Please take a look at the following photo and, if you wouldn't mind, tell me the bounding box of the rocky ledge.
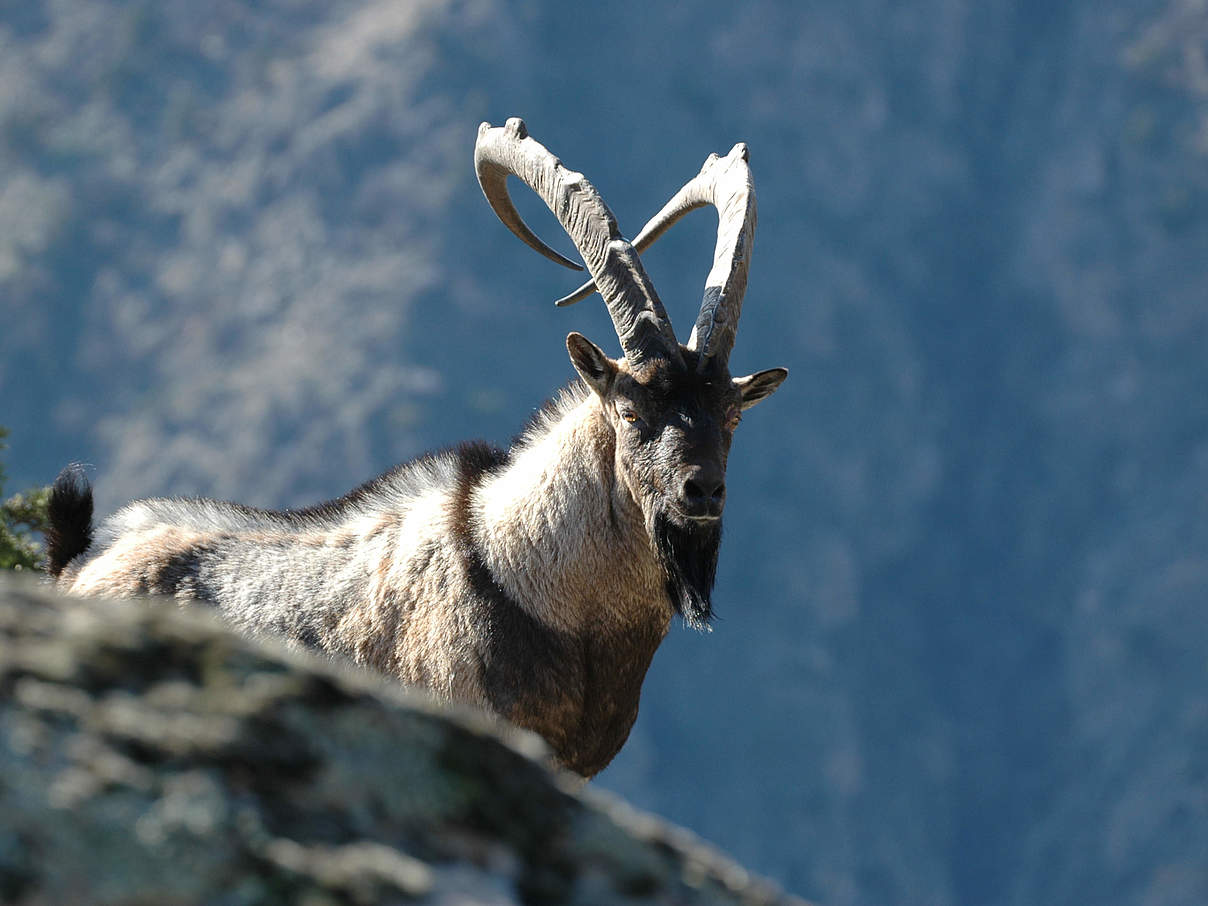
[0,574,807,906]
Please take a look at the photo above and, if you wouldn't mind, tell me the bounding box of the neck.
[463,385,675,775]
[471,387,671,636]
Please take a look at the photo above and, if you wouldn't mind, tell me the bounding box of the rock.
[0,573,807,906]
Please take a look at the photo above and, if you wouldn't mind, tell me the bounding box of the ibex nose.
[680,466,726,519]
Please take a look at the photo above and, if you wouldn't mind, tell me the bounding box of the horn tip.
[505,117,528,139]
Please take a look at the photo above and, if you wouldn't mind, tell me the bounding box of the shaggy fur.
[49,322,787,776]
[47,117,794,775]
[53,382,689,776]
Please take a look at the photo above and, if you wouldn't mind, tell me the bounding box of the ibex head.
[475,118,787,626]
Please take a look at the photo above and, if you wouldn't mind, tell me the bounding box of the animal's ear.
[567,332,618,398]
[734,367,788,410]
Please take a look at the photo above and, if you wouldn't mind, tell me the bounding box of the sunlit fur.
[52,340,781,776]
[53,382,670,775]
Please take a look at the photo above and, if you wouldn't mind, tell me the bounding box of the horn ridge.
[474,119,681,367]
[554,141,757,371]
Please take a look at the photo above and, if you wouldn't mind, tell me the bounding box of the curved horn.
[475,118,682,368]
[555,143,755,372]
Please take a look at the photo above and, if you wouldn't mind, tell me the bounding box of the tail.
[46,465,94,578]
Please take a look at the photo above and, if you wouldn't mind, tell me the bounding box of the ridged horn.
[555,143,756,372]
[475,118,682,368]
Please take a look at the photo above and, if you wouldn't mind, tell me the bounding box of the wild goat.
[48,118,787,777]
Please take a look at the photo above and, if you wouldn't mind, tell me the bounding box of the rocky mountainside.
[2,1,1206,904]
[0,573,806,906]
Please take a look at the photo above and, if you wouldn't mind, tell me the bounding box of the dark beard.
[652,512,722,630]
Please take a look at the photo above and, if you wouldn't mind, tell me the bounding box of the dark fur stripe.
[46,465,94,577]
[446,442,571,707]
[445,442,588,762]
[445,440,662,776]
[147,545,217,602]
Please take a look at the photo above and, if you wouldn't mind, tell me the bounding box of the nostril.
[682,477,725,515]
[683,479,706,503]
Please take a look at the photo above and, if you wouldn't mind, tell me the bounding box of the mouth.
[665,506,722,525]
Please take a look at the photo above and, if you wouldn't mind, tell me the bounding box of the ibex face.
[567,336,785,625]
[476,118,787,625]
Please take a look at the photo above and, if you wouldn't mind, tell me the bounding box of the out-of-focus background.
[2,2,1205,904]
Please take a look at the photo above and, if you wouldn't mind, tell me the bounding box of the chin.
[651,509,722,630]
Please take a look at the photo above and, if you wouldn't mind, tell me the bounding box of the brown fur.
[56,346,787,778]
[58,392,678,775]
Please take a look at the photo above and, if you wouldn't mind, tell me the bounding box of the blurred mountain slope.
[0,0,528,509]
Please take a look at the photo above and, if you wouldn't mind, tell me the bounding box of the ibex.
[48,118,787,777]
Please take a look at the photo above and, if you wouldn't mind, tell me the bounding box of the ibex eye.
[621,409,640,424]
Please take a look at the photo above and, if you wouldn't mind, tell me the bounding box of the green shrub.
[0,427,51,571]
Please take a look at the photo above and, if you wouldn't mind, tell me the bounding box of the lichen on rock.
[0,573,806,905]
